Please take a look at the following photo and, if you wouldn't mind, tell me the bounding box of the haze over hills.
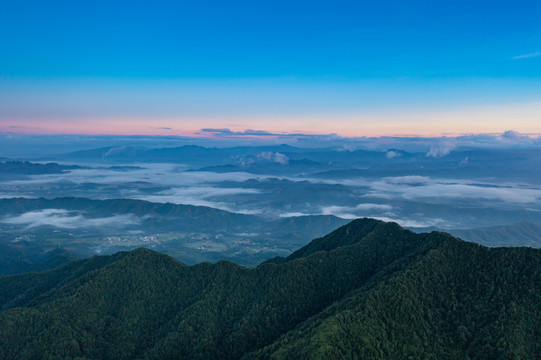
[29,142,541,186]
[448,221,541,248]
[2,0,540,357]
[2,194,540,276]
[0,219,539,359]
[2,136,541,275]
[2,0,541,357]
[2,137,541,231]
[0,197,348,272]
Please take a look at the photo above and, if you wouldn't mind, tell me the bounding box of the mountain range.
[1,218,539,359]
[54,144,541,183]
[448,221,541,248]
[0,197,349,271]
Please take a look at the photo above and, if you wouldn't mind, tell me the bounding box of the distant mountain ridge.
[61,144,304,165]
[410,221,541,248]
[449,221,541,248]
[57,144,541,181]
[2,197,540,275]
[0,197,349,270]
[0,243,79,275]
[0,197,259,231]
[0,218,539,359]
[0,160,82,179]
[0,197,348,235]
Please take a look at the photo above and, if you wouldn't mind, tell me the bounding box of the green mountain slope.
[252,239,541,359]
[0,242,78,276]
[0,219,539,359]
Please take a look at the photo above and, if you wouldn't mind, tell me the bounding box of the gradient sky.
[1,0,540,137]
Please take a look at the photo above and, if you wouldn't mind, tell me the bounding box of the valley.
[1,139,540,274]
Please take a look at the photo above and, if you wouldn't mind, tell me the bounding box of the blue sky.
[1,0,540,136]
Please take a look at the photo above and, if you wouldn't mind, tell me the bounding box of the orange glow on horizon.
[2,120,541,138]
[2,101,541,138]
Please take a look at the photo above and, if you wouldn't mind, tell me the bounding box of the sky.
[1,0,540,137]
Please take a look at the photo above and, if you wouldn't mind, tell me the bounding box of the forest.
[0,218,539,359]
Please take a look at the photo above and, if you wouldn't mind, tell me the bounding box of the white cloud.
[370,216,448,228]
[512,51,540,59]
[366,178,541,204]
[384,176,431,185]
[133,186,262,214]
[386,150,401,159]
[500,129,531,141]
[426,140,456,158]
[256,152,289,165]
[278,212,312,218]
[314,204,446,228]
[1,164,270,187]
[319,203,393,219]
[1,209,139,229]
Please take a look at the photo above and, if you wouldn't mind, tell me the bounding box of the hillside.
[0,197,348,236]
[0,197,347,269]
[0,242,78,275]
[0,219,539,359]
[0,197,259,231]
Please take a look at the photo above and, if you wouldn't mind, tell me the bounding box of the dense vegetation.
[0,218,539,359]
[0,242,77,275]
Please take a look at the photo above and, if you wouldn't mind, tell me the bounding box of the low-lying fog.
[1,131,540,230]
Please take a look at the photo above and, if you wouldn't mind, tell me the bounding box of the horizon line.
[2,129,541,139]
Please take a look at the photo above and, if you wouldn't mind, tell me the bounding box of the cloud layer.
[1,209,140,229]
[365,177,541,204]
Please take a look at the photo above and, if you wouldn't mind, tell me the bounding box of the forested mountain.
[0,242,78,275]
[0,219,539,359]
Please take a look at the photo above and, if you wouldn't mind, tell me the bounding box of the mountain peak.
[286,218,390,261]
[0,219,539,359]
